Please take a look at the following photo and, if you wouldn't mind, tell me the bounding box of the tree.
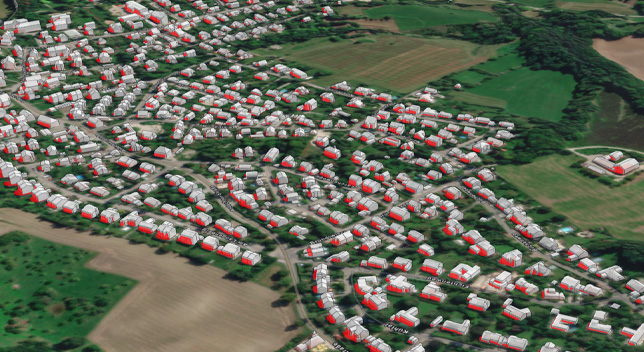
[54,337,86,351]
[279,292,296,303]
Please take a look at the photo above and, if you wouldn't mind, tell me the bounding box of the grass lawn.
[0,232,135,349]
[496,154,644,240]
[456,67,576,121]
[572,92,644,152]
[254,35,504,94]
[363,5,498,30]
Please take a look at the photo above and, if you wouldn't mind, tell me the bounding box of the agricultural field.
[452,66,576,121]
[593,36,644,82]
[496,154,644,240]
[254,35,504,94]
[556,0,637,15]
[0,209,299,352]
[573,91,644,151]
[0,231,135,351]
[362,5,498,30]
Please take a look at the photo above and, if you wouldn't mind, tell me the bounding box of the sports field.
[497,154,644,240]
[256,35,502,93]
[454,67,576,121]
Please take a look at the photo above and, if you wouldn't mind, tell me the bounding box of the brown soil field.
[594,37,644,81]
[0,208,299,352]
[350,19,401,32]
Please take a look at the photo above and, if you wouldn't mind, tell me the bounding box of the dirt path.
[594,37,644,82]
[0,208,299,352]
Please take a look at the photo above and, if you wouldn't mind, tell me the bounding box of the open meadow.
[255,35,503,94]
[451,65,576,121]
[0,209,299,352]
[573,91,644,151]
[496,155,644,240]
[362,4,498,30]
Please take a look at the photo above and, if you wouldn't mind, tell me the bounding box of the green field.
[475,53,524,74]
[452,70,489,85]
[454,67,576,121]
[573,91,644,151]
[510,0,554,8]
[556,0,636,15]
[255,35,503,93]
[0,232,135,350]
[497,154,644,240]
[363,5,498,30]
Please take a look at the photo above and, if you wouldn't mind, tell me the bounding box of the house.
[516,223,544,240]
[449,263,480,282]
[362,289,388,311]
[596,265,624,281]
[500,249,523,267]
[327,306,345,325]
[217,243,241,259]
[407,230,425,243]
[303,243,326,258]
[421,259,443,276]
[390,307,420,327]
[81,204,99,219]
[343,316,369,342]
[524,261,552,276]
[620,323,644,346]
[467,294,490,312]
[514,278,539,295]
[442,320,470,335]
[443,219,464,236]
[139,219,158,235]
[542,288,565,300]
[331,232,353,246]
[329,211,349,226]
[327,251,350,263]
[99,208,120,224]
[469,240,495,257]
[566,244,588,261]
[177,229,202,246]
[392,257,413,272]
[241,250,261,265]
[489,271,512,290]
[503,300,531,321]
[201,236,219,251]
[156,222,177,241]
[352,224,370,237]
[389,206,410,221]
[551,313,578,332]
[360,256,387,269]
[360,236,382,252]
[418,282,446,302]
